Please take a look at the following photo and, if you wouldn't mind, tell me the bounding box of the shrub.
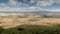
[42,15,52,18]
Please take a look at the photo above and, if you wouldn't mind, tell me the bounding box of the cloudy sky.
[0,0,60,12]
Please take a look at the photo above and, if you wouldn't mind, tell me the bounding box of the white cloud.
[0,6,42,12]
[42,9,60,12]
[54,0,60,3]
[8,0,18,7]
[36,0,54,6]
[0,0,60,12]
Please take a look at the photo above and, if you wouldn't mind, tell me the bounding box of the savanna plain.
[0,13,60,34]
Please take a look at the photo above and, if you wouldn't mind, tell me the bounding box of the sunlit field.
[0,13,60,34]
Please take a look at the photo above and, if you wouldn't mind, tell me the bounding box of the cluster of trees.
[42,15,52,18]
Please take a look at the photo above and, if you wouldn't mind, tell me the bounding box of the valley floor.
[0,14,60,29]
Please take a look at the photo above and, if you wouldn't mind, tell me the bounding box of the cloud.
[0,0,60,12]
[36,0,54,6]
[7,0,18,7]
[0,6,42,12]
[0,0,60,7]
[0,0,42,12]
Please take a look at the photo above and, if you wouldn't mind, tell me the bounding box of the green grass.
[0,25,60,34]
[42,15,52,18]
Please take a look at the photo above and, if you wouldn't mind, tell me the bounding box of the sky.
[0,0,60,12]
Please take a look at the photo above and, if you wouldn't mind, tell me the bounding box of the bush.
[42,15,52,18]
[1,29,20,34]
[0,27,4,34]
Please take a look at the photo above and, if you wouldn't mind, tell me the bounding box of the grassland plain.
[0,14,60,34]
[0,14,60,29]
